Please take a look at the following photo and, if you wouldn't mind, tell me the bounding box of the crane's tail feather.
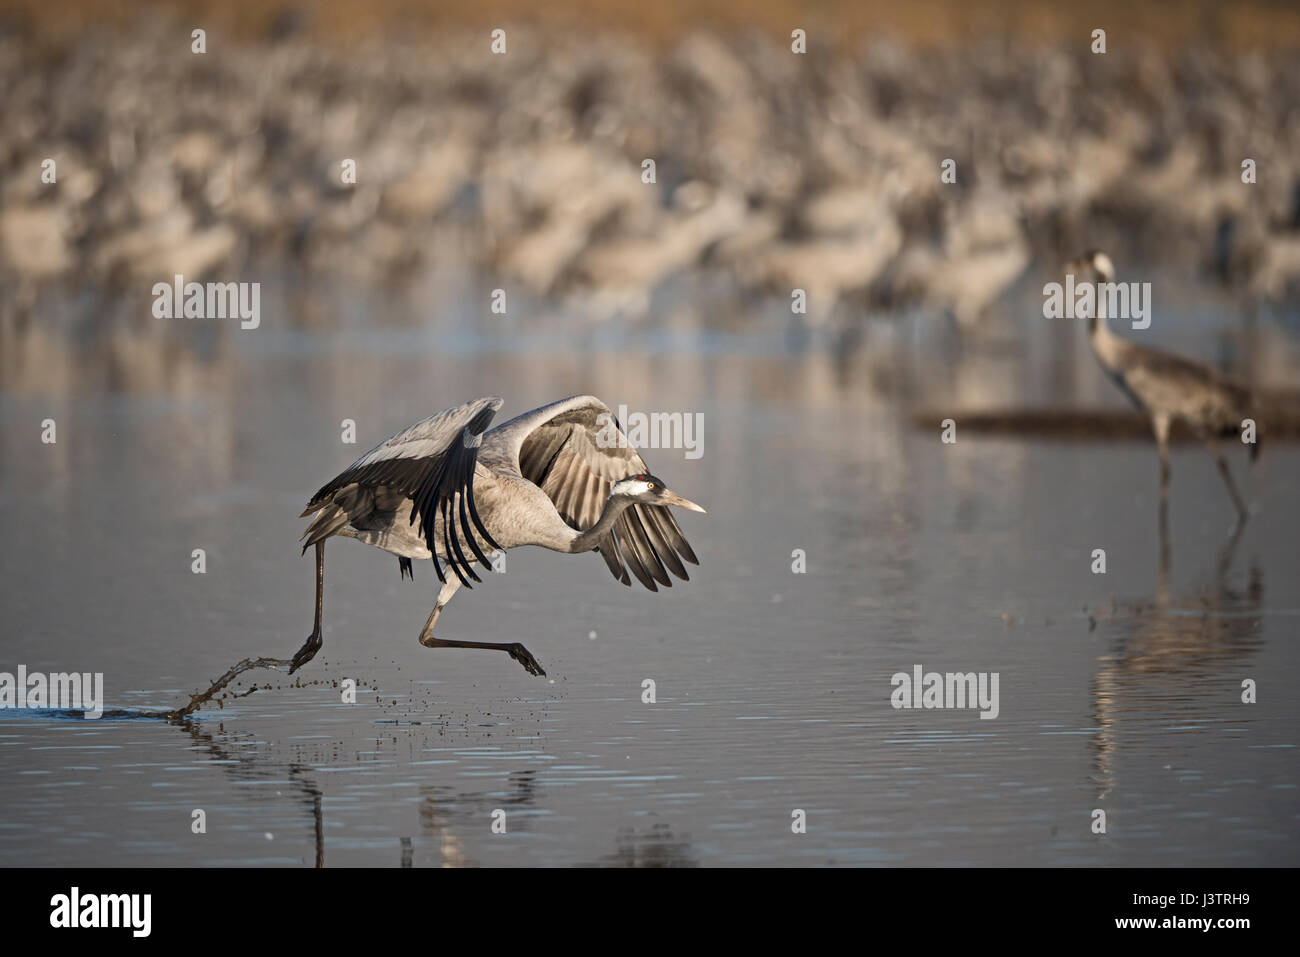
[300,503,350,553]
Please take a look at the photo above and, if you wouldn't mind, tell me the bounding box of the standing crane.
[1066,250,1258,521]
[293,395,706,677]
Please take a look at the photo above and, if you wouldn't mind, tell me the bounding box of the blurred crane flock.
[2,4,1299,340]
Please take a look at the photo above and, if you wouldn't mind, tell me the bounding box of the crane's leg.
[417,578,546,676]
[1206,437,1248,522]
[1217,514,1246,577]
[1157,496,1171,583]
[1153,413,1172,502]
[289,542,326,674]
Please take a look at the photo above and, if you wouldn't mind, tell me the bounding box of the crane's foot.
[507,643,547,677]
[419,634,547,676]
[289,630,323,674]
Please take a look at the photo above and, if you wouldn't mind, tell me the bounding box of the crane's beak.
[662,490,706,513]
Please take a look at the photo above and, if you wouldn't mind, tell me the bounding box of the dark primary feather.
[514,395,698,591]
[300,396,503,588]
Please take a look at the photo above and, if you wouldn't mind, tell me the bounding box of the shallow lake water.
[1,281,1298,866]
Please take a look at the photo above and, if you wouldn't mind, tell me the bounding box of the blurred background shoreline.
[4,4,1300,424]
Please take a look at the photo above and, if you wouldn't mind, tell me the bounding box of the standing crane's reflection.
[1089,504,1263,801]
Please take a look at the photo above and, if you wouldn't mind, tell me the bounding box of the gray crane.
[291,394,706,677]
[1066,250,1258,520]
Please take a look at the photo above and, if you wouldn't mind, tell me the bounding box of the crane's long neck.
[1087,285,1122,370]
[1088,308,1108,345]
[568,494,636,553]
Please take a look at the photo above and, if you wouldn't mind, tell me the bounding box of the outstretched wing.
[300,396,503,588]
[500,395,699,591]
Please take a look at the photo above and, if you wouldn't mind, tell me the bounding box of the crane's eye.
[646,482,657,489]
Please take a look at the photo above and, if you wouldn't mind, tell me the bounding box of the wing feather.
[300,396,503,587]
[504,395,699,590]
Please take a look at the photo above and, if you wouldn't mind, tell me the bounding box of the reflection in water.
[176,719,326,867]
[592,823,698,868]
[162,718,551,868]
[418,771,540,868]
[1090,507,1264,801]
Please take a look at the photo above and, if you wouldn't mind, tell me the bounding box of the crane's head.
[1065,249,1116,284]
[612,473,707,512]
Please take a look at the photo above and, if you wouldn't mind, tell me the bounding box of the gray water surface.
[1,295,1297,866]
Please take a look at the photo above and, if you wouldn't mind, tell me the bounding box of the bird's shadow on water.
[1087,504,1264,802]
